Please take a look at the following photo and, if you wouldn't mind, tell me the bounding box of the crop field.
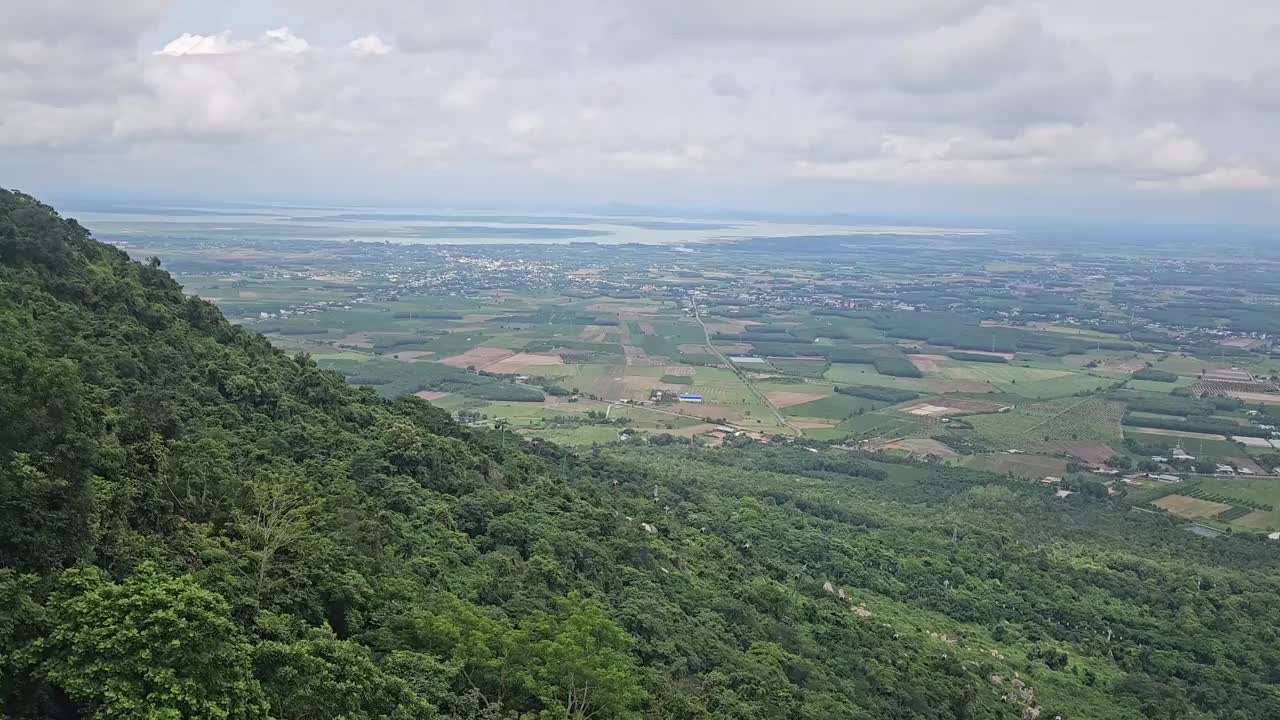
[782,393,885,420]
[962,453,1069,479]
[179,234,1277,455]
[825,363,929,390]
[964,398,1123,454]
[835,412,924,438]
[1191,477,1280,511]
[1153,495,1234,519]
[1126,378,1196,394]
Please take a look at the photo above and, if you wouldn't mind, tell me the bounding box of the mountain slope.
[2,189,1279,720]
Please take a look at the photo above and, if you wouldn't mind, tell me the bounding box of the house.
[1216,464,1236,474]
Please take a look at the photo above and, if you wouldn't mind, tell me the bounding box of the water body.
[65,203,997,247]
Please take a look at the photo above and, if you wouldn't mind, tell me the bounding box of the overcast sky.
[3,1,1279,223]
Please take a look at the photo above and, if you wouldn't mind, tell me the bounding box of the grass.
[783,394,886,420]
[965,398,1124,451]
[1192,477,1280,508]
[1124,431,1247,459]
[526,426,625,445]
[962,453,1069,479]
[836,412,923,438]
[1127,378,1195,394]
[769,358,830,378]
[824,363,928,391]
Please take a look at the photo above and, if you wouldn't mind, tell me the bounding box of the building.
[678,393,703,403]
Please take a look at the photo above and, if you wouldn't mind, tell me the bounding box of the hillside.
[2,188,1280,720]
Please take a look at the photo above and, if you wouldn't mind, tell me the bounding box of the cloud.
[156,31,248,56]
[346,35,393,57]
[155,28,310,57]
[1,1,1278,220]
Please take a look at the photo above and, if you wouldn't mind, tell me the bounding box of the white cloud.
[347,35,393,57]
[1,1,1279,220]
[156,28,310,57]
[156,31,248,57]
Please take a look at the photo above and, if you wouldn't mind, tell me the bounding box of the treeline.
[1131,367,1178,382]
[828,347,923,377]
[946,351,1009,363]
[835,385,919,403]
[1110,391,1242,416]
[1121,413,1270,438]
[866,312,1142,356]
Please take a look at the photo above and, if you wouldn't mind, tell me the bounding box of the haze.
[3,1,1280,224]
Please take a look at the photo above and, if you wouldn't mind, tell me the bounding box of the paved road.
[689,295,801,437]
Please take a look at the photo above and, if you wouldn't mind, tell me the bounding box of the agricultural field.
[136,221,1280,474]
[962,453,1070,480]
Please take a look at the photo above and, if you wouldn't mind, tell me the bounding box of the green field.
[782,393,885,420]
[1124,431,1247,459]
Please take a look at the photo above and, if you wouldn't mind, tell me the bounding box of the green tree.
[40,566,267,720]
[523,593,646,720]
[253,626,433,720]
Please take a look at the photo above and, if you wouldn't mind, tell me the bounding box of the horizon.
[4,2,1280,227]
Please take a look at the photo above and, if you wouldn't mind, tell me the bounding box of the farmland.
[118,209,1280,532]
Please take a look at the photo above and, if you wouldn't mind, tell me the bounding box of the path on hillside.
[690,295,801,437]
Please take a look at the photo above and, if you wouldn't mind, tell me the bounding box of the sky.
[3,1,1279,224]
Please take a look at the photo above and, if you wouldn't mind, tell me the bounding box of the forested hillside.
[2,188,1279,720]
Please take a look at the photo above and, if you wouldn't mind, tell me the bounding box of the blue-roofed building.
[678,393,703,403]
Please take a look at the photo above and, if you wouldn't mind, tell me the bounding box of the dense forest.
[2,188,1280,719]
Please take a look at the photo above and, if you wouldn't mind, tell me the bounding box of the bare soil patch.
[391,350,434,361]
[967,453,1068,479]
[1112,358,1151,373]
[1154,495,1233,519]
[879,438,958,458]
[439,346,515,368]
[1055,442,1115,464]
[901,397,1006,417]
[336,332,374,349]
[622,345,663,366]
[578,325,608,342]
[657,423,722,438]
[1235,510,1278,530]
[413,390,452,401]
[705,320,754,334]
[484,352,564,374]
[908,354,946,372]
[1127,427,1226,440]
[766,391,828,408]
